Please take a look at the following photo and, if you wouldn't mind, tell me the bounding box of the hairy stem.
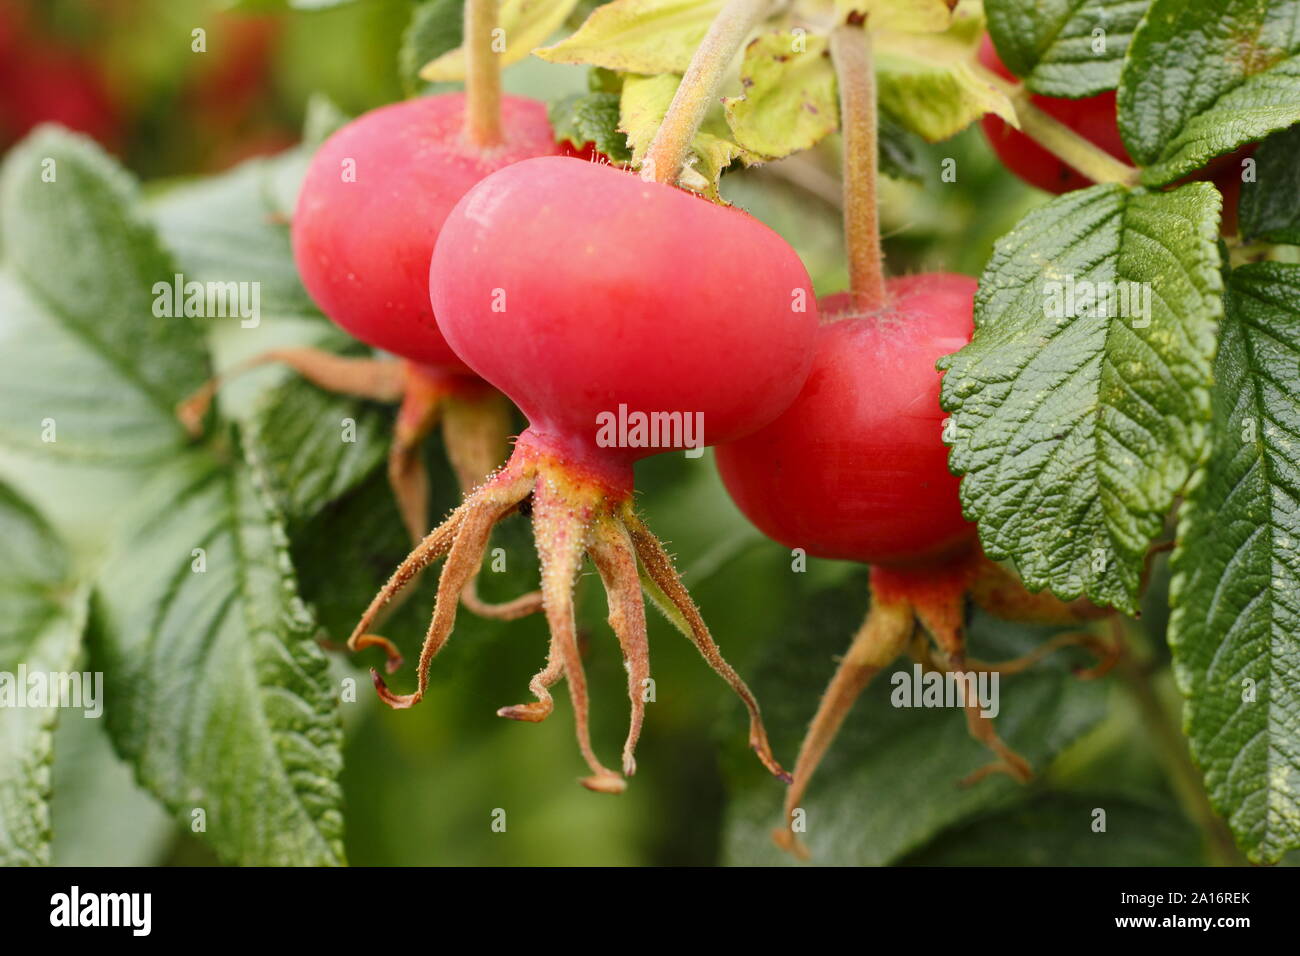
[830,19,885,310]
[464,0,502,147]
[642,0,771,184]
[775,593,913,858]
[1110,620,1247,866]
[975,64,1140,187]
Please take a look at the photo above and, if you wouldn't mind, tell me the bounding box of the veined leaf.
[420,0,583,81]
[0,129,209,463]
[536,0,723,74]
[0,484,89,866]
[1119,0,1300,186]
[1168,262,1300,864]
[941,184,1223,612]
[724,33,838,160]
[723,573,1108,865]
[549,91,634,162]
[93,439,346,866]
[246,349,390,526]
[150,156,320,324]
[1239,123,1300,245]
[985,0,1150,97]
[900,792,1204,865]
[875,30,1017,142]
[720,31,940,167]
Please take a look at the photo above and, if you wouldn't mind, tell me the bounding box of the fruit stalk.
[464,0,502,146]
[974,63,1139,187]
[642,0,771,184]
[829,17,885,312]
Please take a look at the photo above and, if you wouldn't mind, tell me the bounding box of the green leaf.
[875,30,1018,142]
[985,0,1150,97]
[301,94,352,153]
[1119,0,1300,186]
[941,184,1224,612]
[549,91,634,162]
[1168,262,1300,864]
[50,715,175,866]
[421,0,583,81]
[1239,123,1300,245]
[719,32,925,172]
[900,792,1205,865]
[877,111,924,182]
[93,438,346,866]
[0,130,209,463]
[536,0,723,74]
[150,156,320,324]
[724,33,838,160]
[401,0,463,94]
[0,483,89,866]
[722,575,1109,865]
[289,463,436,650]
[246,356,390,525]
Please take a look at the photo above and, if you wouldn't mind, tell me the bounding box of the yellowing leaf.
[619,73,676,161]
[619,73,754,193]
[723,32,837,159]
[536,0,724,75]
[875,30,1016,141]
[419,0,581,81]
[833,0,952,32]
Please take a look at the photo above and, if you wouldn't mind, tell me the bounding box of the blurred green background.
[0,0,1236,866]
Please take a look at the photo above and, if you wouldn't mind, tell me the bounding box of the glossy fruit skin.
[715,274,978,568]
[293,93,562,368]
[430,156,819,471]
[977,36,1130,194]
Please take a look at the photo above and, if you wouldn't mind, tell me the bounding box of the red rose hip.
[349,156,819,793]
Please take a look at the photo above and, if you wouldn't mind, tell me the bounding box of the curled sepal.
[623,504,789,783]
[348,432,786,792]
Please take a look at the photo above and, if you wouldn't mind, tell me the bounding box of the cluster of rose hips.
[183,24,1243,857]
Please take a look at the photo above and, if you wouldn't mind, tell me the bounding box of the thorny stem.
[464,0,502,147]
[642,0,772,184]
[974,63,1141,187]
[830,18,885,311]
[1110,620,1248,867]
